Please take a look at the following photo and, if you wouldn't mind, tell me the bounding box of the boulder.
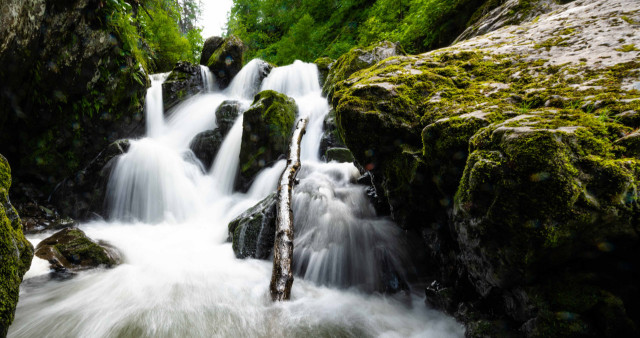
[204,35,247,89]
[189,100,243,170]
[324,148,355,163]
[0,0,148,193]
[50,139,130,220]
[237,90,297,191]
[313,57,333,87]
[331,0,640,335]
[228,193,277,259]
[200,36,225,66]
[0,154,33,336]
[35,228,121,273]
[162,61,205,111]
[17,202,76,234]
[318,109,346,159]
[322,41,404,99]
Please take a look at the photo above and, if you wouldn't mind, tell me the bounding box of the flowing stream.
[9,61,464,337]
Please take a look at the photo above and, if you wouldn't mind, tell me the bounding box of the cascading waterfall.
[9,59,464,337]
[199,65,216,93]
[145,72,170,138]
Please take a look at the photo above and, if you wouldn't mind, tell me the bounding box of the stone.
[215,100,243,135]
[324,147,355,163]
[35,228,121,273]
[189,130,223,171]
[228,193,277,259]
[0,154,33,336]
[205,35,247,89]
[237,90,297,191]
[200,36,225,66]
[162,61,205,111]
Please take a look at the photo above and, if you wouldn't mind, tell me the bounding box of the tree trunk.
[270,117,308,301]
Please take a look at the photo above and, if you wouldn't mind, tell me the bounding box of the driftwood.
[270,117,308,301]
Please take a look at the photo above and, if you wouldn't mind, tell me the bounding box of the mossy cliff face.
[332,0,640,335]
[238,90,297,191]
[0,0,148,192]
[0,155,33,337]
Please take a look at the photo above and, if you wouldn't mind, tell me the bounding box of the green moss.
[616,44,639,52]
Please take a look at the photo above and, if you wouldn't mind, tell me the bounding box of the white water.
[200,65,216,93]
[145,72,170,138]
[9,60,464,337]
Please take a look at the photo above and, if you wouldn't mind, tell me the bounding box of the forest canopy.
[225,0,495,65]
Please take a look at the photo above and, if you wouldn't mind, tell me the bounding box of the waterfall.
[9,60,464,338]
[199,65,216,93]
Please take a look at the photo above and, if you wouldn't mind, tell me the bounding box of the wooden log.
[270,117,308,301]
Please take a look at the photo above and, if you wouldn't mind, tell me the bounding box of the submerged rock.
[204,35,247,89]
[35,228,121,273]
[162,61,206,111]
[331,0,640,335]
[237,90,297,191]
[50,139,130,221]
[228,193,277,259]
[0,154,33,336]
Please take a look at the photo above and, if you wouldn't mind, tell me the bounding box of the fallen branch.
[270,117,308,301]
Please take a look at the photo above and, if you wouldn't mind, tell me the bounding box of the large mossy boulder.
[203,35,247,89]
[227,193,277,259]
[0,155,33,336]
[331,0,640,335]
[50,139,130,221]
[162,61,206,111]
[237,91,297,191]
[35,228,121,272]
[322,41,404,99]
[0,0,148,193]
[189,100,243,170]
[200,36,225,66]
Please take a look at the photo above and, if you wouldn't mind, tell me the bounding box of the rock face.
[50,139,130,221]
[162,61,206,111]
[228,193,277,259]
[314,57,333,87]
[35,228,121,273]
[322,41,404,98]
[0,0,148,191]
[200,36,225,66]
[189,100,243,170]
[238,91,297,191]
[331,0,640,336]
[0,155,33,336]
[203,35,247,89]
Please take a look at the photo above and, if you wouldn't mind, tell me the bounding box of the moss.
[35,228,119,269]
[616,44,639,52]
[228,193,277,259]
[0,155,33,336]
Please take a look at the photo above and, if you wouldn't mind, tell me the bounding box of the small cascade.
[145,72,170,138]
[260,60,321,97]
[199,65,216,93]
[225,58,271,100]
[210,115,244,195]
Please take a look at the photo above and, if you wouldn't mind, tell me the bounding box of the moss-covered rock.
[228,193,277,259]
[200,36,225,66]
[0,154,33,336]
[237,90,297,191]
[205,35,247,89]
[35,228,121,272]
[322,41,404,99]
[0,0,148,195]
[313,57,334,87]
[50,139,130,221]
[331,0,640,335]
[162,61,207,111]
[324,148,355,163]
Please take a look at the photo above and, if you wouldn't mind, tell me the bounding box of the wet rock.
[35,228,121,272]
[322,41,404,98]
[228,193,277,259]
[0,0,148,192]
[314,57,334,87]
[50,139,130,221]
[17,202,76,234]
[318,109,346,158]
[204,35,247,89]
[189,130,223,171]
[324,148,355,163]
[237,90,297,191]
[200,36,225,66]
[0,154,33,336]
[162,61,205,111]
[215,100,243,135]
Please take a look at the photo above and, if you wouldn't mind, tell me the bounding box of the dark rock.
[205,35,247,89]
[615,110,640,128]
[318,109,346,158]
[50,139,130,221]
[17,201,76,234]
[228,193,277,259]
[200,36,225,66]
[162,61,205,111]
[0,0,148,194]
[215,100,243,134]
[324,147,355,163]
[314,57,334,87]
[0,154,33,335]
[189,130,223,171]
[35,228,121,273]
[237,90,297,191]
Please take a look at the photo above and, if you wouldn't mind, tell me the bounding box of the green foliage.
[226,0,490,65]
[105,0,204,72]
